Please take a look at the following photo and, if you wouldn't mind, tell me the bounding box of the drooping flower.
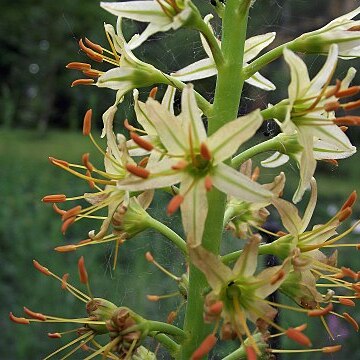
[292,6,360,58]
[172,15,276,91]
[190,235,293,351]
[262,44,357,202]
[117,84,273,246]
[101,0,200,50]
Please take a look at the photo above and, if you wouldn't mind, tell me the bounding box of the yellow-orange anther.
[82,153,94,171]
[62,205,82,222]
[325,79,341,98]
[343,99,360,110]
[334,116,360,125]
[66,62,91,71]
[61,217,76,235]
[245,345,257,360]
[341,267,358,280]
[167,311,177,324]
[53,203,66,215]
[126,164,150,178]
[42,194,67,203]
[200,142,212,161]
[83,109,92,136]
[322,345,342,353]
[145,251,154,262]
[308,303,333,317]
[33,260,51,276]
[147,295,160,302]
[294,323,308,332]
[78,39,103,62]
[23,307,46,321]
[48,157,69,167]
[338,207,352,222]
[205,175,213,192]
[285,328,312,347]
[48,332,62,338]
[130,132,154,151]
[55,245,77,253]
[61,273,69,289]
[324,101,340,112]
[339,298,356,307]
[82,69,101,78]
[9,312,30,325]
[78,256,88,284]
[251,166,260,181]
[343,312,359,332]
[167,194,184,216]
[71,79,95,87]
[191,334,217,360]
[149,86,158,99]
[336,86,360,98]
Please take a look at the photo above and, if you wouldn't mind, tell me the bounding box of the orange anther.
[42,194,67,203]
[83,109,92,136]
[61,273,69,289]
[171,160,188,170]
[145,251,154,262]
[86,170,95,189]
[276,231,287,237]
[191,334,217,360]
[62,205,82,222]
[48,332,62,339]
[78,39,103,62]
[130,132,154,151]
[336,86,360,98]
[251,166,260,181]
[294,323,308,332]
[82,69,101,78]
[343,312,359,332]
[339,298,356,307]
[324,101,340,112]
[341,267,358,280]
[270,269,285,285]
[77,238,92,245]
[124,119,137,132]
[71,79,95,87]
[9,312,30,325]
[78,256,88,284]
[340,126,348,132]
[53,203,66,215]
[82,153,94,171]
[138,157,149,168]
[308,303,333,317]
[245,345,257,360]
[285,328,312,347]
[66,62,91,71]
[167,194,184,216]
[338,207,352,222]
[23,307,46,321]
[147,295,160,302]
[200,142,212,161]
[55,244,77,253]
[126,164,150,179]
[322,345,342,353]
[149,87,158,99]
[84,37,103,54]
[48,157,69,167]
[325,79,341,98]
[343,99,360,110]
[208,301,223,316]
[33,260,51,276]
[341,191,357,211]
[167,311,177,324]
[61,217,76,235]
[205,175,213,192]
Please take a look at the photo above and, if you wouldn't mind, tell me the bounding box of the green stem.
[146,217,187,255]
[160,73,212,115]
[150,332,180,357]
[148,321,186,339]
[177,1,251,359]
[231,137,283,168]
[243,40,295,79]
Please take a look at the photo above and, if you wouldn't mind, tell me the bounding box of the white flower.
[117,84,272,246]
[172,15,276,91]
[101,0,196,50]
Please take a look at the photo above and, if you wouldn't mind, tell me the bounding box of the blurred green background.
[1,0,359,359]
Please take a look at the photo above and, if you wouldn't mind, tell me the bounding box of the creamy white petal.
[232,236,260,277]
[244,32,276,63]
[261,152,290,168]
[271,197,302,235]
[172,58,217,81]
[161,86,176,115]
[245,71,276,91]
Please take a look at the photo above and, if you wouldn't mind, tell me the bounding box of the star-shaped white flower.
[172,15,276,91]
[117,84,272,246]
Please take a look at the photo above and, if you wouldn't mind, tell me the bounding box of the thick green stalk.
[177,1,251,359]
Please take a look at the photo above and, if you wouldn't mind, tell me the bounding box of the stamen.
[191,334,217,360]
[343,99,360,110]
[130,132,154,151]
[126,164,150,179]
[83,109,92,136]
[82,69,102,78]
[343,312,359,331]
[124,119,138,132]
[145,251,180,281]
[9,312,30,325]
[339,298,356,307]
[33,260,51,276]
[205,175,213,192]
[337,207,352,222]
[84,37,103,54]
[270,269,285,285]
[42,194,67,203]
[334,116,360,125]
[48,332,62,338]
[322,345,342,353]
[341,267,358,280]
[138,157,149,168]
[167,194,184,216]
[251,166,260,181]
[61,273,69,289]
[78,39,103,62]
[23,307,47,321]
[66,62,91,71]
[48,157,69,167]
[325,79,341,98]
[324,101,340,112]
[53,203,66,215]
[167,311,177,324]
[149,87,158,99]
[62,205,82,221]
[78,256,88,284]
[61,216,76,234]
[341,191,357,211]
[82,153,94,172]
[336,86,360,98]
[55,245,77,252]
[308,303,333,317]
[285,328,312,347]
[71,79,95,87]
[200,142,212,161]
[246,345,257,360]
